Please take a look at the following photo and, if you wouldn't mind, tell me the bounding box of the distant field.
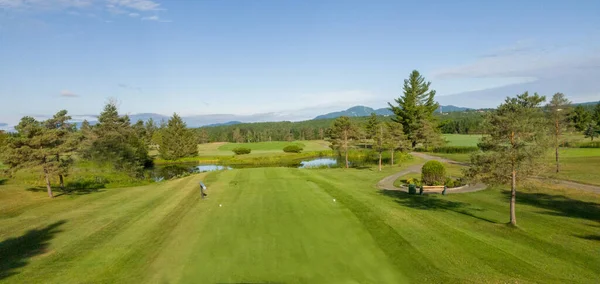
[426,145,600,186]
[197,140,331,156]
[442,134,483,147]
[1,166,599,283]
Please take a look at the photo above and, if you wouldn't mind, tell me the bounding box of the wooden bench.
[420,185,447,195]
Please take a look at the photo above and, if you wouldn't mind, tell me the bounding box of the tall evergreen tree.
[388,70,440,148]
[546,93,571,173]
[364,113,379,139]
[159,113,197,160]
[82,101,149,175]
[329,116,357,168]
[467,92,549,226]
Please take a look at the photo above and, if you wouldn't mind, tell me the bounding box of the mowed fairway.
[1,167,600,283]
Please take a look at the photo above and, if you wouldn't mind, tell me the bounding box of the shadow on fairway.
[575,234,600,241]
[26,180,107,196]
[380,190,498,223]
[0,178,7,185]
[0,220,66,280]
[506,191,600,223]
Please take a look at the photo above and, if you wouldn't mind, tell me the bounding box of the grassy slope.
[442,134,483,147]
[2,165,599,283]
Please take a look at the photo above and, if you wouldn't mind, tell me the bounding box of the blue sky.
[1,0,599,126]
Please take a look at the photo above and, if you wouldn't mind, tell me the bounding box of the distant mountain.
[573,101,599,106]
[203,121,242,127]
[129,113,170,123]
[313,105,470,120]
[0,123,7,127]
[314,106,389,120]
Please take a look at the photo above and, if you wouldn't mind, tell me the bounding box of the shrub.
[283,145,303,153]
[232,147,251,155]
[406,177,422,187]
[422,160,446,186]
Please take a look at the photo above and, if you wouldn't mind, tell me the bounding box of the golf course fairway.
[1,167,599,283]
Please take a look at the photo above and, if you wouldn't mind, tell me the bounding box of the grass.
[1,163,599,283]
[442,134,483,147]
[547,148,600,185]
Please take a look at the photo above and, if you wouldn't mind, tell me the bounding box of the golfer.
[199,181,207,199]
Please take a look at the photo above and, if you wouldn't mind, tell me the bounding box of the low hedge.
[232,147,251,155]
[283,145,303,153]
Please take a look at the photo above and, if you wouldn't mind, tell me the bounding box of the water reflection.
[299,158,339,168]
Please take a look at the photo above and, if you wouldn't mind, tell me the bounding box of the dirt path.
[378,152,600,195]
[376,152,486,194]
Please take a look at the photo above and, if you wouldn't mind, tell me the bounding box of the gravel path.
[377,152,600,195]
[376,152,486,194]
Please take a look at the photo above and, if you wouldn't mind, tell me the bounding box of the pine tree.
[159,113,198,160]
[546,93,571,173]
[4,117,60,198]
[569,105,591,131]
[373,122,392,171]
[386,121,408,166]
[584,122,599,141]
[364,113,379,139]
[593,102,600,126]
[82,101,149,175]
[467,92,549,226]
[388,70,440,148]
[44,110,80,190]
[329,116,357,168]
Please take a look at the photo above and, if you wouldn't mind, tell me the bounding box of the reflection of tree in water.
[0,220,66,280]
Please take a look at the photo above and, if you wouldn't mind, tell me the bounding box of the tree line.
[0,100,199,198]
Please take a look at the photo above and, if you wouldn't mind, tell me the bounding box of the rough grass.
[213,140,330,155]
[1,165,599,283]
[548,148,600,185]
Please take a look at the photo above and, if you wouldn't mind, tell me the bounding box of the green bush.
[422,160,446,186]
[444,177,466,188]
[283,145,303,153]
[406,177,422,187]
[232,147,251,155]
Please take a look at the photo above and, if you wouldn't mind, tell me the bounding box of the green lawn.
[1,165,599,283]
[442,134,483,147]
[549,148,600,185]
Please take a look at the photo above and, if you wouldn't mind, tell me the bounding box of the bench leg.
[419,187,423,195]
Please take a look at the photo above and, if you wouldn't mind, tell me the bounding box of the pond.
[298,158,340,168]
[150,157,343,180]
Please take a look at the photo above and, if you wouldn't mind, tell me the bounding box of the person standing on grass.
[199,181,207,199]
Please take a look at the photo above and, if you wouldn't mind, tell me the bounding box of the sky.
[1,0,599,126]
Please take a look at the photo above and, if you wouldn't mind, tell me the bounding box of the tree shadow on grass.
[26,179,107,196]
[0,178,7,185]
[575,234,600,241]
[505,190,600,223]
[0,220,66,280]
[379,190,498,223]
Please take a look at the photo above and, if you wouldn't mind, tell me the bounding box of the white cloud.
[128,12,139,17]
[433,40,599,80]
[107,0,159,11]
[60,90,79,97]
